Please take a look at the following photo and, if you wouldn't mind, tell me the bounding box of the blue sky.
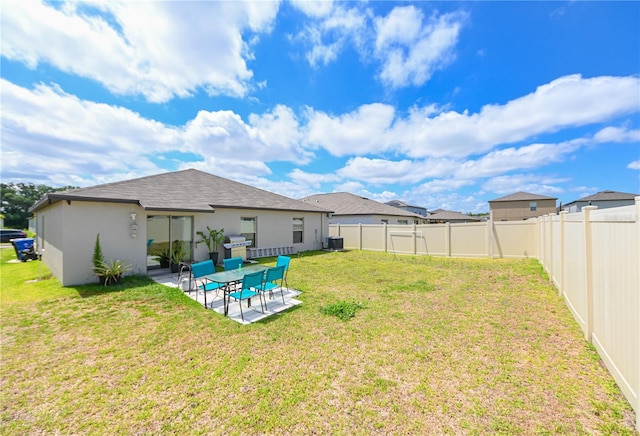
[1,1,639,213]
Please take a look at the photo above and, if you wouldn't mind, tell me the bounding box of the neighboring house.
[299,192,426,225]
[425,210,482,224]
[385,200,428,217]
[29,169,332,286]
[489,191,557,221]
[562,190,638,213]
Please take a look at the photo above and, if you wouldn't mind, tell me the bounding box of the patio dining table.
[204,264,268,316]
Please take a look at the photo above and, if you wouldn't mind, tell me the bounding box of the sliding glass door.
[146,215,193,271]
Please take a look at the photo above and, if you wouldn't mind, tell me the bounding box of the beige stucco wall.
[36,201,328,286]
[195,208,327,261]
[490,199,556,221]
[36,201,147,286]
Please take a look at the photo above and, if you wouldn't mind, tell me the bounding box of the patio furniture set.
[186,255,291,322]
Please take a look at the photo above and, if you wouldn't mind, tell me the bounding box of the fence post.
[413,222,417,255]
[489,210,494,259]
[636,197,640,432]
[558,211,567,297]
[382,223,386,253]
[548,214,554,285]
[582,205,597,342]
[538,215,544,266]
[446,222,451,257]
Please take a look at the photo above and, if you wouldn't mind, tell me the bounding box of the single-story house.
[29,169,332,286]
[299,192,426,225]
[488,191,557,221]
[561,190,638,213]
[425,210,483,224]
[385,199,428,217]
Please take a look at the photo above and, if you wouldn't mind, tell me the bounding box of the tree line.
[1,183,77,229]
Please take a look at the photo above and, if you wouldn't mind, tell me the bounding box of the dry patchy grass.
[0,249,635,434]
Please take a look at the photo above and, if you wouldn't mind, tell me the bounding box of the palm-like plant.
[94,259,132,286]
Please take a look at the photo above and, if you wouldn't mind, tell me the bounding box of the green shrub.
[320,300,365,321]
[92,233,103,274]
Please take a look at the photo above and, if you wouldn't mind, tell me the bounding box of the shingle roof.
[299,192,424,218]
[31,169,332,214]
[572,190,638,202]
[489,191,557,202]
[386,199,420,208]
[427,210,481,221]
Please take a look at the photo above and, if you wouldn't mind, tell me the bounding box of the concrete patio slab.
[150,271,302,324]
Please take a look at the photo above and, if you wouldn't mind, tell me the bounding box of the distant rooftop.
[427,210,482,221]
[489,191,557,202]
[300,193,424,218]
[569,190,638,203]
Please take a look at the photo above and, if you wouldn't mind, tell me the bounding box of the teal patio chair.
[262,265,286,305]
[191,260,222,308]
[223,256,243,271]
[228,269,265,322]
[276,255,291,289]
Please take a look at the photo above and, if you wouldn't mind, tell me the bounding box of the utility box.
[326,236,344,251]
[223,235,251,260]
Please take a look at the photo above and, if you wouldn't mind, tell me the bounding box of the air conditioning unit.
[326,236,344,251]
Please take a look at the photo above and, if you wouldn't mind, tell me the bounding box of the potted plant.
[196,226,224,264]
[152,244,171,269]
[94,258,132,286]
[170,240,186,273]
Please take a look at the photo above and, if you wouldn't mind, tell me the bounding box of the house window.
[529,202,537,212]
[293,218,303,244]
[241,217,256,248]
[398,219,408,225]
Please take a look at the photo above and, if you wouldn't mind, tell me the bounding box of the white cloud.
[1,1,280,102]
[394,74,640,158]
[294,3,368,67]
[454,140,583,179]
[0,80,308,186]
[184,105,312,164]
[593,126,640,143]
[0,79,178,181]
[482,174,567,197]
[292,4,465,88]
[290,0,334,19]
[288,169,340,187]
[628,161,640,170]
[337,156,458,184]
[374,7,465,88]
[305,103,395,155]
[302,75,640,159]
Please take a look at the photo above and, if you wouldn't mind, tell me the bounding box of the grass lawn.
[0,247,635,434]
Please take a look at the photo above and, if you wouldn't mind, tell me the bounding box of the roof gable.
[489,191,557,202]
[31,169,331,213]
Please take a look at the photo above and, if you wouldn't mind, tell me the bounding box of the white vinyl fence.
[329,198,639,430]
